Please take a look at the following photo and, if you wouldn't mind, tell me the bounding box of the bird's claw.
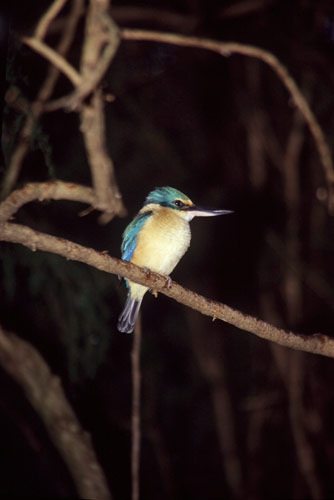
[143,267,171,289]
[164,275,172,289]
[142,266,151,277]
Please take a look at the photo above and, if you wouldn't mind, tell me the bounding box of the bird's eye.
[174,200,184,208]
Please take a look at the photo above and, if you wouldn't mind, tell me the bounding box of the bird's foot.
[142,266,151,278]
[164,275,172,290]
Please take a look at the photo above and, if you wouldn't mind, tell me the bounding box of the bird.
[118,186,233,333]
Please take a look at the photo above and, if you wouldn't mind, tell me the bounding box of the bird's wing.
[121,210,153,262]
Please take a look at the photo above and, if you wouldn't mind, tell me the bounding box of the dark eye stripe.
[174,200,184,208]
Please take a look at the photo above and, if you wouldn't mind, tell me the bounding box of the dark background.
[1,0,334,498]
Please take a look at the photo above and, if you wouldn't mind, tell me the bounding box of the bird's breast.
[131,209,191,275]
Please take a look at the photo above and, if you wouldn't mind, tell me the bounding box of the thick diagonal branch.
[0,221,333,359]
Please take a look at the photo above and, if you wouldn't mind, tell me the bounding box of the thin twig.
[131,314,142,500]
[22,36,82,86]
[35,0,68,41]
[1,220,334,359]
[121,28,334,213]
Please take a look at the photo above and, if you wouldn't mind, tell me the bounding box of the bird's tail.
[118,293,143,333]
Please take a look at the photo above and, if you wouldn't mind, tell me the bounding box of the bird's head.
[144,186,233,221]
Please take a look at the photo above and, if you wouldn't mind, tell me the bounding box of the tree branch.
[0,325,111,499]
[2,0,84,198]
[78,1,120,108]
[0,220,333,359]
[34,0,68,41]
[22,36,83,87]
[120,29,334,214]
[0,181,95,223]
[78,0,124,219]
[80,89,126,220]
[10,1,125,220]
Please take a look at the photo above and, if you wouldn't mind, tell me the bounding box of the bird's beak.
[184,205,234,217]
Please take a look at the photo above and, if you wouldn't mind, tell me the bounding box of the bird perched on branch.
[118,186,232,333]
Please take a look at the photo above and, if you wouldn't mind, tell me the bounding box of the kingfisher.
[118,186,232,333]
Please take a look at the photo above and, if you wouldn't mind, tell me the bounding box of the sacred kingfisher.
[118,186,232,333]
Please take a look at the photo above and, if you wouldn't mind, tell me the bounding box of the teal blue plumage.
[121,211,153,264]
[118,186,232,333]
[120,187,188,279]
[144,186,188,208]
